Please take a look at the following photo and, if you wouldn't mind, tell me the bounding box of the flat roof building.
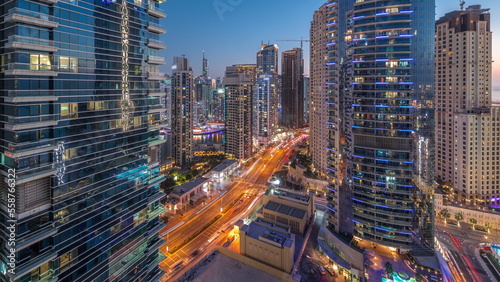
[239,218,295,273]
[258,189,314,236]
[166,177,210,213]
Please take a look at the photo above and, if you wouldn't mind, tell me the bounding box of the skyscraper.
[435,5,499,206]
[315,0,436,271]
[346,0,435,251]
[211,78,225,123]
[202,51,209,78]
[303,76,310,124]
[194,53,213,122]
[224,65,256,160]
[254,44,279,145]
[281,48,304,128]
[310,4,329,175]
[172,56,194,167]
[0,0,167,280]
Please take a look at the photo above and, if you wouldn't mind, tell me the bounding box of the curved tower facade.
[349,0,435,250]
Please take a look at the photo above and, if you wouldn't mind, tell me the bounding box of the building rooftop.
[265,188,311,204]
[211,159,238,173]
[190,251,284,282]
[171,177,210,196]
[264,201,307,220]
[242,220,294,249]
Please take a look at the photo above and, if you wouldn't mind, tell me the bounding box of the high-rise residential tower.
[254,44,279,145]
[349,0,435,251]
[172,56,194,167]
[281,48,304,128]
[195,53,213,122]
[435,5,499,206]
[0,0,167,281]
[211,78,225,122]
[315,0,436,268]
[309,4,329,175]
[224,65,256,160]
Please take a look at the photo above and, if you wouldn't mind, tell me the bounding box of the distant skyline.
[160,0,500,88]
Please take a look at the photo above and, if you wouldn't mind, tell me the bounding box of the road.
[159,135,305,281]
[436,222,494,282]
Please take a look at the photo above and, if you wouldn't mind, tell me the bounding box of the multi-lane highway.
[159,135,305,281]
[436,223,496,282]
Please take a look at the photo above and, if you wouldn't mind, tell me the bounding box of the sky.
[159,0,500,89]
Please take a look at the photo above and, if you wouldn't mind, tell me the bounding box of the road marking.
[161,221,185,236]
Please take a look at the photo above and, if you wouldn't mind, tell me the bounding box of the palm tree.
[438,209,451,224]
[485,222,493,233]
[454,212,464,226]
[469,218,478,230]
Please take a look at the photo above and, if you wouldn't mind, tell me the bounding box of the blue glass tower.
[0,0,167,281]
[349,0,435,250]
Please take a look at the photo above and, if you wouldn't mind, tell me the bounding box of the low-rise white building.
[165,177,210,214]
[204,159,239,186]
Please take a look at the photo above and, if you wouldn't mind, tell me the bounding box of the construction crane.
[459,0,465,11]
[276,38,310,50]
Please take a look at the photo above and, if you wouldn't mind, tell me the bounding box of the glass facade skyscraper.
[254,44,278,145]
[0,0,167,281]
[317,0,435,259]
[348,0,435,250]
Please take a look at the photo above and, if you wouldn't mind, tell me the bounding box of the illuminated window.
[60,56,78,72]
[30,54,53,70]
[61,103,79,119]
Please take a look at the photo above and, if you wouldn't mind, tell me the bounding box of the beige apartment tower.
[435,5,500,206]
[309,4,329,176]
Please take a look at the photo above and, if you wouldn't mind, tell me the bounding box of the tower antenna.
[459,0,465,11]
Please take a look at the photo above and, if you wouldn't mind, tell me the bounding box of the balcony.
[5,144,57,159]
[38,0,58,3]
[147,191,165,204]
[5,115,59,131]
[147,38,166,49]
[7,250,57,280]
[147,55,165,65]
[5,8,58,28]
[148,176,165,188]
[147,22,167,34]
[148,122,165,131]
[12,166,56,185]
[148,137,166,147]
[148,104,165,114]
[5,90,59,103]
[148,72,165,80]
[146,222,164,236]
[4,63,59,77]
[16,226,58,251]
[147,207,165,222]
[5,35,58,52]
[147,5,167,18]
[148,91,166,97]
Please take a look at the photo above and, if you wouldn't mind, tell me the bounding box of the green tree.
[415,273,424,282]
[384,261,394,280]
[438,209,451,224]
[454,212,464,226]
[469,218,478,230]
